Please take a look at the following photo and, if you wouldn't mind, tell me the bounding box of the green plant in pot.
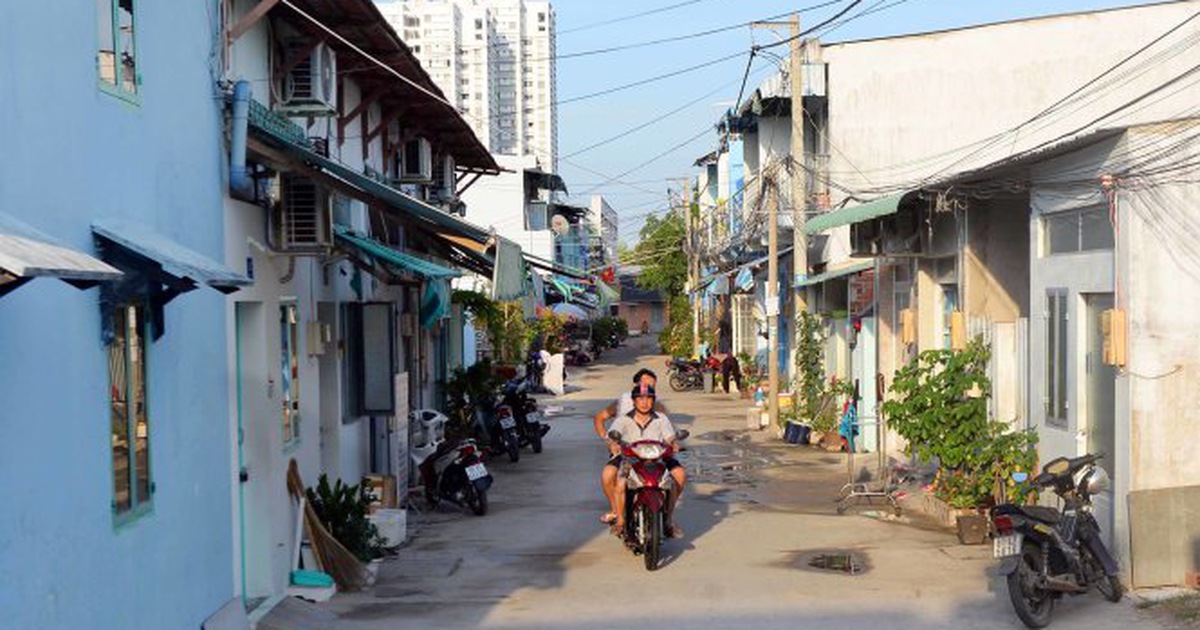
[306,474,387,563]
[791,311,852,436]
[882,338,1038,538]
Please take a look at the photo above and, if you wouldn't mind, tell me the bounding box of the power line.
[558,0,715,36]
[552,2,841,61]
[754,0,864,51]
[563,61,774,160]
[557,50,750,106]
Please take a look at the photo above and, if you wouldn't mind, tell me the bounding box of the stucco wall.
[821,3,1200,197]
[0,1,235,627]
[965,196,1030,322]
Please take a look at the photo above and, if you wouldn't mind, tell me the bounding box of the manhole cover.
[777,550,870,575]
[807,552,866,575]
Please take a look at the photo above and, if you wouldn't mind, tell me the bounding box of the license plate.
[527,412,543,424]
[993,533,1023,558]
[465,463,488,481]
[499,417,516,429]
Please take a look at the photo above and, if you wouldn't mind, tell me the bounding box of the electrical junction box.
[1101,308,1127,366]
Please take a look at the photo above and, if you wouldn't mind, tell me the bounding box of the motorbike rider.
[597,382,687,538]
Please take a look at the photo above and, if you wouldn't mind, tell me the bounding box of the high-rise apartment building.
[378,0,557,171]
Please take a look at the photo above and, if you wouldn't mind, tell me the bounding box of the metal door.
[1085,293,1116,543]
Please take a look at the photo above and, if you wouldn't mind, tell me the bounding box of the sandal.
[599,512,617,525]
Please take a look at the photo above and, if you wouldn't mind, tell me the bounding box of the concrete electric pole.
[790,15,809,387]
[766,176,779,430]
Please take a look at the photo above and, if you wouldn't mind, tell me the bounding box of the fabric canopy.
[491,237,526,301]
[334,225,461,281]
[551,302,589,321]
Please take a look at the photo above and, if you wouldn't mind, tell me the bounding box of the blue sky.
[550,0,1164,243]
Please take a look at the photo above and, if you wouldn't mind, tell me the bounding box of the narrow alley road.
[320,338,1170,630]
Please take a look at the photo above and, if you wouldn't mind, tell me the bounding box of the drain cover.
[806,552,866,575]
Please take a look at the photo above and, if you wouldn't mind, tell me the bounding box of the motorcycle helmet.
[1081,466,1111,495]
[631,383,657,399]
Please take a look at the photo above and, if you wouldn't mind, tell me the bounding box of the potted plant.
[883,338,1039,543]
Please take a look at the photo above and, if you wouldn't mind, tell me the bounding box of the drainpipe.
[230,80,253,201]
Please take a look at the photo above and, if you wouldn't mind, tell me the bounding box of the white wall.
[820,1,1200,260]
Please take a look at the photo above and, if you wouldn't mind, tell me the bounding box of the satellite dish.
[550,213,569,236]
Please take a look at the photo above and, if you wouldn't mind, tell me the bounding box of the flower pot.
[955,510,989,545]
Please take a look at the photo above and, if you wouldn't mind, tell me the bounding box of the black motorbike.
[665,357,705,391]
[501,377,550,454]
[418,438,492,516]
[474,393,521,463]
[990,453,1123,628]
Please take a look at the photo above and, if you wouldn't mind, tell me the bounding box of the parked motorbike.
[525,350,547,393]
[501,377,550,454]
[418,437,492,516]
[474,391,522,463]
[991,453,1123,628]
[664,357,705,391]
[607,428,689,571]
[565,344,593,366]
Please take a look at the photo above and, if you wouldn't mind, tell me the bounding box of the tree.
[627,210,691,355]
[631,211,687,295]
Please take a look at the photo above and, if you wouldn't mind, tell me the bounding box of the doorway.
[1084,293,1116,543]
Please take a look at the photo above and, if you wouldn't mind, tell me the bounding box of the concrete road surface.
[318,337,1170,630]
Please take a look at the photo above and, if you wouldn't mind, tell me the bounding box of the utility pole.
[790,13,809,377]
[682,179,700,356]
[766,176,779,430]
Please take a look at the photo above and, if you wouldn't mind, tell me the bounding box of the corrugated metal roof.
[804,192,914,235]
[334,226,461,280]
[91,219,250,292]
[795,260,873,288]
[0,212,122,286]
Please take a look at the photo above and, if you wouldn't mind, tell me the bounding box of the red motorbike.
[607,428,689,571]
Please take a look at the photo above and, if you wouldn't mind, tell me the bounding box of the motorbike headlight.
[1084,467,1111,494]
[631,442,666,460]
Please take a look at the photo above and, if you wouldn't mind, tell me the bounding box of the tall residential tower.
[378,0,558,171]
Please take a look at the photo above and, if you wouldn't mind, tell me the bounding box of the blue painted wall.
[0,1,234,628]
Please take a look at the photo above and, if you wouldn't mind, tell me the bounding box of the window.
[1046,290,1069,427]
[538,13,545,22]
[109,302,152,519]
[940,284,958,350]
[280,303,301,446]
[97,0,138,97]
[475,18,483,29]
[1043,205,1114,255]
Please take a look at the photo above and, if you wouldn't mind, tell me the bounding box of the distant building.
[589,195,618,269]
[616,266,668,335]
[378,0,558,169]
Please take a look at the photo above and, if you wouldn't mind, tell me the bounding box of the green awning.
[795,261,873,288]
[247,104,491,245]
[334,226,461,281]
[804,193,910,235]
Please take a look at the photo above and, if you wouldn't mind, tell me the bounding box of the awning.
[334,225,461,281]
[523,252,588,281]
[92,218,250,293]
[247,105,492,245]
[804,192,915,235]
[795,261,873,288]
[491,236,526,301]
[525,169,567,194]
[0,212,122,297]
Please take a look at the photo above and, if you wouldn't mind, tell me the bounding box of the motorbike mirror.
[1011,471,1028,483]
[607,430,622,442]
[676,429,690,441]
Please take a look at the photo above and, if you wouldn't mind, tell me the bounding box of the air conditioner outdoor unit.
[282,41,337,116]
[271,173,332,254]
[399,138,433,183]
